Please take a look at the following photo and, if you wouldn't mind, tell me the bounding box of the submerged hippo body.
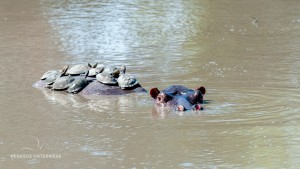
[33,77,147,95]
[150,85,206,111]
[79,80,146,95]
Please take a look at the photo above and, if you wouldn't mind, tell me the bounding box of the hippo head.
[150,85,206,111]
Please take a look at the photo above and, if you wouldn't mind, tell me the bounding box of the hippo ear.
[196,86,206,95]
[150,88,160,99]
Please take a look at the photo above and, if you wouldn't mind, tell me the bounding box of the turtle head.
[83,70,89,78]
[111,66,120,77]
[61,65,69,76]
[120,65,126,74]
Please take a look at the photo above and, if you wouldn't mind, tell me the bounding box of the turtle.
[88,63,105,77]
[102,65,120,77]
[96,71,118,86]
[96,63,105,70]
[40,70,60,80]
[44,65,69,85]
[66,62,91,75]
[117,66,139,89]
[50,75,75,91]
[67,71,90,94]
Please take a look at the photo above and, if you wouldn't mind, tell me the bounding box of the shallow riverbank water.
[1,0,300,168]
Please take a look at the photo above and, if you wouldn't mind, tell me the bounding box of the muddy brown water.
[1,0,300,168]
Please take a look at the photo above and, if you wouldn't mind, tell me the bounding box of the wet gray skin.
[117,66,139,89]
[149,85,206,111]
[67,71,90,93]
[66,62,91,75]
[44,65,69,85]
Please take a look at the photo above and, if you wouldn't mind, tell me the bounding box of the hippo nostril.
[177,105,185,111]
[192,104,203,111]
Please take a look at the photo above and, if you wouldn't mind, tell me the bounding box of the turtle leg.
[45,85,53,90]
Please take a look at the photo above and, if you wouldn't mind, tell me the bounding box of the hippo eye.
[157,96,163,102]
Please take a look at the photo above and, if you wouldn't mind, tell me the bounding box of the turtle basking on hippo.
[66,63,91,75]
[67,71,91,94]
[33,63,207,111]
[33,63,146,95]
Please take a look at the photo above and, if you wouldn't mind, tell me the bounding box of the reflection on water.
[1,0,300,168]
[43,0,205,61]
[40,89,151,114]
[41,0,208,87]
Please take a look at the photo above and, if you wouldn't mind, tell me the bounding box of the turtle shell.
[44,65,69,85]
[96,73,118,85]
[44,72,61,85]
[88,66,104,77]
[67,63,91,75]
[102,66,120,77]
[40,70,60,80]
[117,74,139,89]
[52,76,75,90]
[67,77,89,93]
[96,63,105,70]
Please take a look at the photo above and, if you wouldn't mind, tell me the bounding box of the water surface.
[1,0,300,168]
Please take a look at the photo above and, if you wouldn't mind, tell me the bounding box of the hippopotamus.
[79,80,146,95]
[149,85,206,111]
